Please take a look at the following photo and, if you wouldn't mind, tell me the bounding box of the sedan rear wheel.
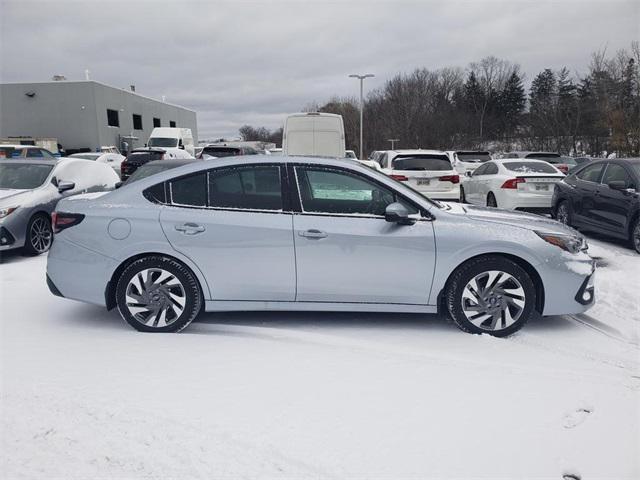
[23,214,53,256]
[116,256,202,332]
[631,218,640,254]
[446,256,536,336]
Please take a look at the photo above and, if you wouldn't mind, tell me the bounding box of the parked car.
[447,151,492,175]
[120,148,167,180]
[552,158,640,253]
[268,148,283,156]
[567,156,593,174]
[198,145,259,159]
[283,112,345,158]
[378,149,460,201]
[0,145,57,159]
[147,127,195,158]
[369,150,384,163]
[46,155,595,336]
[122,158,197,184]
[0,158,119,255]
[69,152,126,175]
[543,156,578,174]
[460,159,565,213]
[504,151,561,160]
[345,150,357,159]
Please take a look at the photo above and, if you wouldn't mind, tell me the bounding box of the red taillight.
[391,174,409,181]
[557,164,568,173]
[501,178,526,189]
[439,174,460,184]
[52,212,85,233]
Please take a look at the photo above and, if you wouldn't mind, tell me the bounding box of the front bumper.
[542,255,596,315]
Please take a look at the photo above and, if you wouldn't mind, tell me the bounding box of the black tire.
[22,213,53,256]
[445,255,537,337]
[487,192,497,208]
[460,186,467,203]
[631,217,640,254]
[555,200,573,227]
[116,255,202,332]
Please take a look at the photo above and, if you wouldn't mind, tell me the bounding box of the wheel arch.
[105,252,206,310]
[437,252,545,315]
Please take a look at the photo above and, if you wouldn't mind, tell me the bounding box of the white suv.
[379,149,460,201]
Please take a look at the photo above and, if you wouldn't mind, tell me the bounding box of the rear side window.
[503,162,558,174]
[392,155,451,171]
[170,173,207,206]
[208,166,282,211]
[143,183,167,204]
[575,163,604,182]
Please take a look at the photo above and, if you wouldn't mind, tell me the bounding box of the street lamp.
[387,138,400,150]
[349,73,374,159]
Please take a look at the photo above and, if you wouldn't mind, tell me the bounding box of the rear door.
[291,164,436,305]
[571,162,606,225]
[593,163,636,234]
[464,163,488,204]
[159,164,296,301]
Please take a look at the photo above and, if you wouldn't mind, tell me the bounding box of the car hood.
[0,188,29,203]
[444,202,580,236]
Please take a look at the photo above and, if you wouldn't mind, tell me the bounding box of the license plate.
[417,179,430,186]
[535,184,549,191]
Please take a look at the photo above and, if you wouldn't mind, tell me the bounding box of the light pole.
[387,138,400,150]
[349,73,374,159]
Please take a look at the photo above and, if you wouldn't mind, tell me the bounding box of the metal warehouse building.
[0,80,197,153]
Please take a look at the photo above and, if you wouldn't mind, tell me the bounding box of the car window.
[602,163,634,188]
[503,161,559,174]
[296,166,417,216]
[170,172,207,206]
[378,153,388,168]
[26,148,44,158]
[473,163,488,176]
[208,165,282,211]
[575,163,604,182]
[202,147,240,158]
[484,163,499,175]
[40,149,55,158]
[391,155,452,171]
[0,163,54,189]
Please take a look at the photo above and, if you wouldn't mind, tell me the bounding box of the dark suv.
[120,148,166,180]
[552,158,640,253]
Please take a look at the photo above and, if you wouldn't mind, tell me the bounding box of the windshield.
[70,153,100,160]
[148,137,178,148]
[503,161,559,174]
[456,152,491,163]
[126,163,176,183]
[0,163,54,189]
[202,147,240,158]
[392,155,452,171]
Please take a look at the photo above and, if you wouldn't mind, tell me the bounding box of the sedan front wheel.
[446,256,536,337]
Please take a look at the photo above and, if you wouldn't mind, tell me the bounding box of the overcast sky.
[1,0,638,139]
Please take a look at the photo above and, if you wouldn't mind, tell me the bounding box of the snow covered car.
[0,158,119,255]
[447,150,492,175]
[46,155,595,336]
[460,159,565,213]
[69,152,126,176]
[378,149,460,201]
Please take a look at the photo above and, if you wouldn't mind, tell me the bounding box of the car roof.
[0,158,58,165]
[0,144,40,149]
[141,158,197,167]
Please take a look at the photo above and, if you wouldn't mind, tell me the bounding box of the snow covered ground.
[1,235,638,479]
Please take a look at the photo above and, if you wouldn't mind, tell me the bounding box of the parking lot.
[1,232,637,479]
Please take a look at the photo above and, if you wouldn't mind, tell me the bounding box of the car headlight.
[0,206,18,219]
[535,231,587,254]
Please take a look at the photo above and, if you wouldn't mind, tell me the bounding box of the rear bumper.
[418,187,460,201]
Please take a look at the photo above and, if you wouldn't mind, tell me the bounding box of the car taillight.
[557,164,568,173]
[121,161,128,173]
[439,174,460,184]
[52,212,85,233]
[391,174,408,181]
[501,178,526,189]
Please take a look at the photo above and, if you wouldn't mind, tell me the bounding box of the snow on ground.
[1,235,639,479]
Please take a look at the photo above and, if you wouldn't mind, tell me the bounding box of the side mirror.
[385,202,415,225]
[115,181,123,189]
[179,145,185,150]
[607,180,631,192]
[57,180,75,193]
[465,171,472,177]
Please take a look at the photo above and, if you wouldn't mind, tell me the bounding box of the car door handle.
[299,229,328,239]
[175,222,205,235]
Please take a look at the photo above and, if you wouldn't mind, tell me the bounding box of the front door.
[593,163,637,234]
[159,165,296,301]
[291,165,436,305]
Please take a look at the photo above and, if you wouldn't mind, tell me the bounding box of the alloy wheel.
[30,216,53,253]
[125,268,186,328]
[461,270,526,332]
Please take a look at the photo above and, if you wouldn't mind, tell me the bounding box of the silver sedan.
[0,158,119,255]
[46,156,595,336]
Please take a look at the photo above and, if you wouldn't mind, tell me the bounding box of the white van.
[282,113,345,158]
[147,127,195,158]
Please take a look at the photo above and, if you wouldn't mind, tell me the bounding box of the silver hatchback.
[46,156,595,336]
